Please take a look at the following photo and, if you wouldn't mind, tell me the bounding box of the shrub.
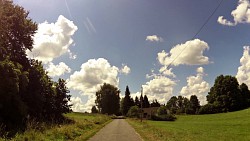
[151,114,176,121]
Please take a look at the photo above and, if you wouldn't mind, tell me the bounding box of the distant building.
[142,107,159,119]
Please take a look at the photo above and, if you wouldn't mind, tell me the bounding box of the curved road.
[88,119,143,141]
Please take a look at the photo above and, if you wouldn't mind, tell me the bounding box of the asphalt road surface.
[88,119,143,141]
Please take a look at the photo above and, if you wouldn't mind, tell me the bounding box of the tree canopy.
[0,1,72,135]
[95,83,120,115]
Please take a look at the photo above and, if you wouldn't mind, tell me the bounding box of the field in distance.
[127,108,250,141]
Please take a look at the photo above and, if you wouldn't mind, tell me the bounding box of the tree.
[239,83,250,108]
[189,95,200,114]
[207,75,242,112]
[0,59,27,130]
[0,0,37,68]
[95,83,120,115]
[143,95,150,108]
[127,106,139,118]
[157,106,168,115]
[54,78,72,117]
[91,106,98,113]
[150,99,161,107]
[166,96,178,114]
[121,86,134,115]
[134,96,140,107]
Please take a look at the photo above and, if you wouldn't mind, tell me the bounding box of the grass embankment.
[127,108,250,141]
[1,113,111,141]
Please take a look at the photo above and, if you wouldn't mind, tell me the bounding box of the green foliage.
[0,1,72,136]
[0,0,37,67]
[91,106,98,113]
[204,75,249,114]
[121,86,134,115]
[157,106,168,115]
[1,113,111,141]
[0,59,27,133]
[95,83,120,115]
[127,106,140,118]
[134,96,140,107]
[143,95,150,108]
[151,114,176,121]
[150,99,160,107]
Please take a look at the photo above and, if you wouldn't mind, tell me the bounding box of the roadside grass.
[0,113,111,141]
[127,108,250,141]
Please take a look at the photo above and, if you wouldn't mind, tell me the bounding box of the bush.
[127,106,140,118]
[198,103,221,114]
[151,114,176,121]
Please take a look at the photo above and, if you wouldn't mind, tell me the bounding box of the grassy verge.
[1,113,111,141]
[127,108,250,141]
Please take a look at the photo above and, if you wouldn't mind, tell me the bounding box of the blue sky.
[14,0,250,112]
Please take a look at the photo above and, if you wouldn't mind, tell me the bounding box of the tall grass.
[0,113,111,141]
[127,108,250,141]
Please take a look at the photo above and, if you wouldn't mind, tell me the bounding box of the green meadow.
[0,113,111,141]
[127,108,250,141]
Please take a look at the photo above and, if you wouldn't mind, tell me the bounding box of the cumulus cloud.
[26,15,78,63]
[236,46,250,87]
[69,96,85,112]
[180,67,210,105]
[46,62,71,77]
[218,0,250,26]
[67,58,120,112]
[157,39,210,66]
[146,35,163,42]
[67,58,119,94]
[142,76,176,104]
[120,64,131,75]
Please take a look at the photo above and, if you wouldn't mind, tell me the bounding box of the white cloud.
[142,76,176,104]
[69,97,85,112]
[46,62,71,77]
[157,39,210,66]
[120,64,131,75]
[236,46,250,87]
[67,58,120,112]
[159,66,176,78]
[218,0,250,26]
[217,16,236,26]
[26,15,78,63]
[180,67,210,105]
[146,35,163,42]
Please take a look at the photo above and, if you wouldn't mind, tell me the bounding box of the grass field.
[127,108,250,141]
[0,113,111,141]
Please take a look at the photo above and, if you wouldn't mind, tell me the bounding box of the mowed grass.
[127,108,250,141]
[1,113,111,141]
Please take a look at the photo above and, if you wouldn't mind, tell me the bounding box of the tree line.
[93,74,250,117]
[93,84,161,115]
[0,1,72,136]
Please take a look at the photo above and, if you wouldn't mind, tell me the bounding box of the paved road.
[88,119,143,141]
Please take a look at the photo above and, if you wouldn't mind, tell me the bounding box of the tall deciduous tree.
[207,75,242,112]
[189,95,200,114]
[0,0,37,68]
[95,83,120,115]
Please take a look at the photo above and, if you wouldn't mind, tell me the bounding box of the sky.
[13,0,250,112]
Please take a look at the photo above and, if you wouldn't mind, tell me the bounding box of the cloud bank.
[236,46,250,87]
[26,15,78,63]
[218,0,250,26]
[157,39,210,66]
[180,67,210,105]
